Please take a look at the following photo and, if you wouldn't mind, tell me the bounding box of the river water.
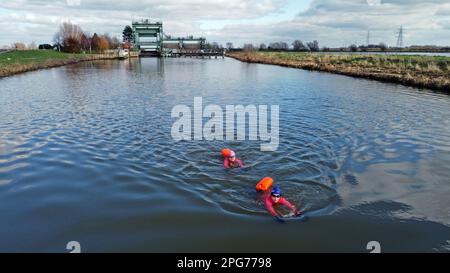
[0,58,449,252]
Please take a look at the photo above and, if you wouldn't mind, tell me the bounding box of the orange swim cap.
[256,177,274,192]
[222,148,232,158]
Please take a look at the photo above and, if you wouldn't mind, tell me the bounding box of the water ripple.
[1,58,450,251]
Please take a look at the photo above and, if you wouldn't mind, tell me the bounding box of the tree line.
[228,40,321,52]
[52,21,120,53]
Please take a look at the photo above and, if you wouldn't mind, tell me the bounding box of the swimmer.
[265,185,302,223]
[223,150,243,169]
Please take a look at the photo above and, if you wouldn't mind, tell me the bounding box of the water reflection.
[124,58,165,76]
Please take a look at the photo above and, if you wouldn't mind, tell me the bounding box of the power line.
[396,26,404,48]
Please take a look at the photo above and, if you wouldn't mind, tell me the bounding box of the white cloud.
[222,0,450,47]
[0,0,288,45]
[0,0,449,47]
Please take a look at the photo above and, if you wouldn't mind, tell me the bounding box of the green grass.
[0,50,90,68]
[228,51,450,91]
[0,50,119,77]
[242,51,450,72]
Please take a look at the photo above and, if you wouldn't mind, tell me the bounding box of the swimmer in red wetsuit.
[223,150,243,169]
[265,185,302,223]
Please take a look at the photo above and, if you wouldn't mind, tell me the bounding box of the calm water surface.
[0,58,449,252]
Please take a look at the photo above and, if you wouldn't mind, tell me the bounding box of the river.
[0,58,449,252]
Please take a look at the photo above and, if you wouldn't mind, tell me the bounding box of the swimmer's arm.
[280,198,299,214]
[265,199,278,217]
[223,158,230,169]
[266,198,285,223]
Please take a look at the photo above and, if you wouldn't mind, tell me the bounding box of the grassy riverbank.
[0,50,119,77]
[227,51,450,92]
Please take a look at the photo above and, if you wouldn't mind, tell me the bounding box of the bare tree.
[53,21,83,53]
[226,42,233,50]
[66,36,82,53]
[243,43,255,51]
[306,40,319,52]
[103,33,120,49]
[80,32,92,53]
[110,36,120,49]
[269,41,288,51]
[259,43,267,51]
[53,31,63,51]
[279,42,289,50]
[268,42,279,50]
[292,40,306,51]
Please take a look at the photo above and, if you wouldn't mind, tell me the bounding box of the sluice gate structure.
[132,20,163,57]
[131,19,224,58]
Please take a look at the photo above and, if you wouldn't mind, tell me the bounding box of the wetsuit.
[223,158,243,169]
[265,194,299,217]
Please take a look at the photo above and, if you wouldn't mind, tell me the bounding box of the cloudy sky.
[1,0,449,48]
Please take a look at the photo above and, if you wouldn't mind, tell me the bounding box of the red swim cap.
[222,148,231,157]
